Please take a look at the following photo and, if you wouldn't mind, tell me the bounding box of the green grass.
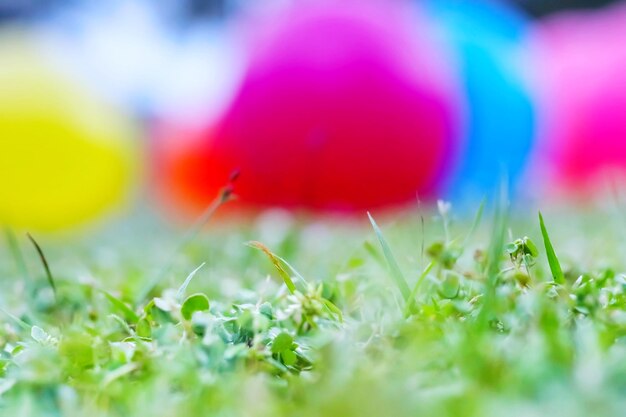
[2,202,626,416]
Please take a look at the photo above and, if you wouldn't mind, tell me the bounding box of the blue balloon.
[425,0,536,201]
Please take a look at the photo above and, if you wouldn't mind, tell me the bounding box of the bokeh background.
[2,0,626,234]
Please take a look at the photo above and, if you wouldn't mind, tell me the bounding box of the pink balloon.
[532,4,626,190]
[155,0,461,214]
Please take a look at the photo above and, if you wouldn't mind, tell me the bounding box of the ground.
[2,197,626,416]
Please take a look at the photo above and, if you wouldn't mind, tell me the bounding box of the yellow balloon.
[0,33,139,233]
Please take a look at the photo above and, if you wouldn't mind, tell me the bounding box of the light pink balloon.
[532,4,626,191]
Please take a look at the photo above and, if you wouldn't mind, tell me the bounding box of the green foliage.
[1,203,626,416]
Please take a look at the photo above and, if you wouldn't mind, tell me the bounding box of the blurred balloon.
[0,32,139,232]
[426,0,536,200]
[154,0,461,215]
[532,3,626,190]
[45,1,245,121]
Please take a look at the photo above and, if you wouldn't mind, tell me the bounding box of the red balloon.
[155,1,461,214]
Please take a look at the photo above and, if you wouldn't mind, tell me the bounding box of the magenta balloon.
[157,0,462,213]
[533,4,626,190]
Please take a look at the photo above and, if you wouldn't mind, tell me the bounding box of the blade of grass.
[368,212,411,303]
[246,241,308,287]
[136,174,237,302]
[273,254,309,287]
[102,291,139,323]
[100,363,139,389]
[173,182,235,253]
[26,233,56,301]
[322,299,343,323]
[247,241,297,294]
[477,180,509,327]
[403,261,435,318]
[0,308,31,330]
[462,198,486,250]
[176,262,206,301]
[538,212,565,285]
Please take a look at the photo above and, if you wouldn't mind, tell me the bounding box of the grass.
[2,201,626,416]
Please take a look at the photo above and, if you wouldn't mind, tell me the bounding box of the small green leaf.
[271,332,293,354]
[136,317,152,338]
[426,241,445,260]
[538,212,564,284]
[259,302,273,319]
[505,242,518,255]
[282,349,297,366]
[438,273,461,300]
[181,293,210,321]
[524,237,539,258]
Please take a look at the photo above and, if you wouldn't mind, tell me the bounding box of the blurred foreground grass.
[2,200,626,416]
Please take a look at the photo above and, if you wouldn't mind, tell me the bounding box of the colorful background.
[2,0,626,233]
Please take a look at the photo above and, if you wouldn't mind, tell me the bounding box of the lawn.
[2,197,626,416]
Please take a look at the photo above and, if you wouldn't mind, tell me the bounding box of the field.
[2,197,626,416]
